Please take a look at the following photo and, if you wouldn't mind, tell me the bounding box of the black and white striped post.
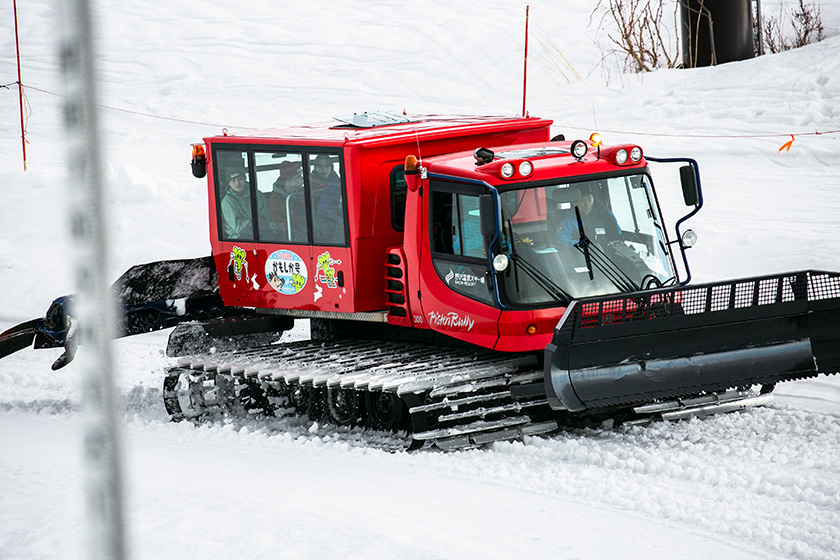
[56,1,126,559]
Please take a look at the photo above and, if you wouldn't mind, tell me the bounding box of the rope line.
[18,83,258,131]
[4,80,839,140]
[554,122,840,140]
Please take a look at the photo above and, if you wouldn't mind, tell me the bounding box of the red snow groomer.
[3,113,839,449]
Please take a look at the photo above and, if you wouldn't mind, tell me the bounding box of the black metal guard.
[545,270,840,412]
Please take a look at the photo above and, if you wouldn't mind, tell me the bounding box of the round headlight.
[615,149,628,165]
[682,229,698,248]
[570,140,588,160]
[518,161,533,177]
[500,162,515,178]
[493,254,510,272]
[630,146,642,162]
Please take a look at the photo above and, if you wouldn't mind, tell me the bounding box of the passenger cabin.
[201,113,553,318]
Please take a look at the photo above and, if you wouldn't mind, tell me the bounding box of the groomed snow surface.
[2,1,840,559]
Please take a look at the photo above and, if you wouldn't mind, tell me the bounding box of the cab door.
[251,149,351,313]
[417,179,501,349]
[212,147,260,308]
[212,147,352,313]
[304,151,351,312]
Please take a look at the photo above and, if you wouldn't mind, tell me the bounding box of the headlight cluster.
[601,144,644,166]
[499,160,534,180]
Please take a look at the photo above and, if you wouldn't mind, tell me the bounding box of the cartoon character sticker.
[315,251,342,288]
[229,246,249,281]
[265,250,307,295]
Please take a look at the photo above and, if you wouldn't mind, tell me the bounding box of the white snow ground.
[2,1,840,559]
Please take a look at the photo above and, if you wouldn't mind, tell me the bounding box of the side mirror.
[479,194,496,237]
[679,165,699,206]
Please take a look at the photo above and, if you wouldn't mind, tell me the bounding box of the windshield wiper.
[509,253,573,302]
[574,207,594,281]
[574,208,640,293]
[505,218,572,302]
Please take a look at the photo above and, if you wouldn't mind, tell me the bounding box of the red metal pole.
[522,5,529,117]
[14,0,27,171]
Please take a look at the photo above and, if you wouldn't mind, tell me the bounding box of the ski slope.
[2,1,840,559]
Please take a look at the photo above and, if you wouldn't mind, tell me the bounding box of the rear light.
[404,154,419,174]
[404,155,423,191]
[191,143,207,178]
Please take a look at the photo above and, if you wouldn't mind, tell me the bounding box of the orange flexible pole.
[14,0,27,170]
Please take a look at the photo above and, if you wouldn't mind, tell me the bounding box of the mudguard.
[545,270,840,412]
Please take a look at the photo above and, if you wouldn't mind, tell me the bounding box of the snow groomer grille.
[572,270,840,328]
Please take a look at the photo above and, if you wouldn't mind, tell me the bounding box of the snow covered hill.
[2,1,840,559]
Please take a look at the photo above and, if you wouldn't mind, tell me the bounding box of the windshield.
[497,173,675,305]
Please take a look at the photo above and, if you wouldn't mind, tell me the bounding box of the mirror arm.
[646,156,703,285]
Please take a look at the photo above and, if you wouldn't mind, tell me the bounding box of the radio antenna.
[522,5,530,117]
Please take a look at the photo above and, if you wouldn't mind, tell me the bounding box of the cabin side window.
[214,146,347,246]
[431,190,487,259]
[256,151,308,244]
[308,153,346,246]
[391,166,407,231]
[216,149,255,242]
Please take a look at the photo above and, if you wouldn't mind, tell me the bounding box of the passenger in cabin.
[554,187,621,248]
[309,154,339,197]
[311,155,344,242]
[220,170,254,239]
[267,160,306,242]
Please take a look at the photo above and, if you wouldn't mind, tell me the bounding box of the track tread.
[164,338,553,450]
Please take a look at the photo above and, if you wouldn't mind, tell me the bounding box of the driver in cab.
[554,187,621,248]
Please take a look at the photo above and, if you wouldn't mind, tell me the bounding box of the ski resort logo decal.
[445,268,485,288]
[427,310,475,331]
[265,250,307,295]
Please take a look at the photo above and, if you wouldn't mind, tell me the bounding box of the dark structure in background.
[681,0,755,67]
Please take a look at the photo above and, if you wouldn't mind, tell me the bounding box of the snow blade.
[545,270,840,412]
[0,319,42,360]
[0,257,224,364]
[114,256,217,305]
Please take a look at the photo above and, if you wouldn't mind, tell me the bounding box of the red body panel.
[203,115,553,321]
[200,115,657,353]
[403,139,650,352]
